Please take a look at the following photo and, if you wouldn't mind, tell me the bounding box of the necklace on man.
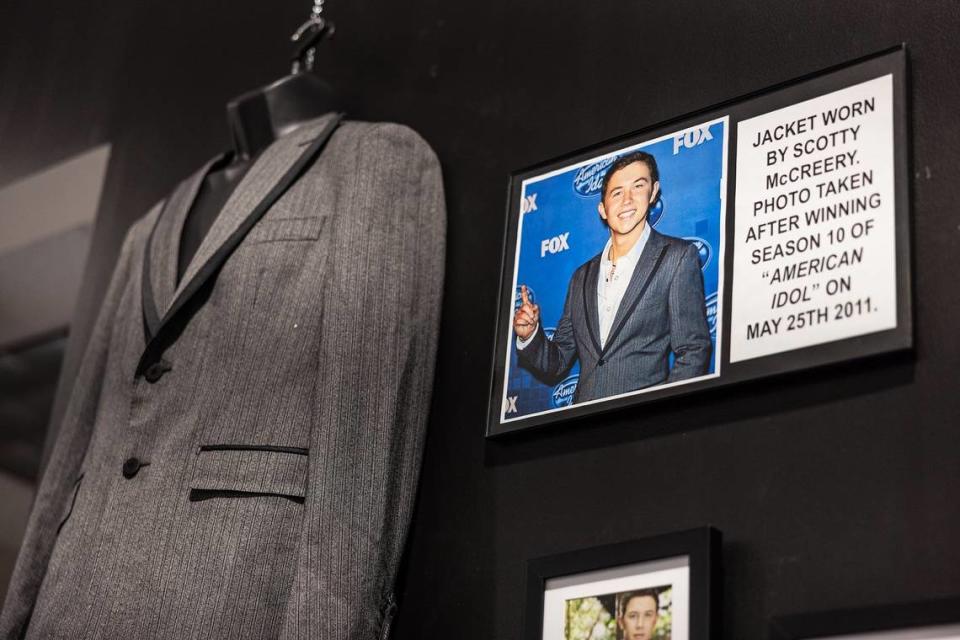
[607,246,618,283]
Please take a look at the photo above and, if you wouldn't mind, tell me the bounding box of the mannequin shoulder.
[333,120,440,170]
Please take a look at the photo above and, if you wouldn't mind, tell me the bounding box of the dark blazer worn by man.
[517,228,711,403]
[0,113,446,639]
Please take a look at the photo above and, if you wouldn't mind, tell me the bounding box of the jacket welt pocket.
[246,216,325,244]
[190,445,308,504]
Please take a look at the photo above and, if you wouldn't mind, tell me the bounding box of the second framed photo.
[525,528,720,640]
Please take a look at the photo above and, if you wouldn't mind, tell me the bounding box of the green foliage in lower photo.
[565,596,616,640]
[653,587,673,639]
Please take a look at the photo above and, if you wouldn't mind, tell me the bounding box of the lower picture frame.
[770,597,960,640]
[524,527,720,640]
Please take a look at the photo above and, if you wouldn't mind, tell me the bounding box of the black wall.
[1,1,958,638]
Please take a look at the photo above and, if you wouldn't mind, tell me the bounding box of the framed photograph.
[488,46,911,436]
[770,597,960,640]
[525,528,720,640]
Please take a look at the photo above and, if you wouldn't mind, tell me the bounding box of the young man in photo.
[514,151,711,404]
[616,589,661,640]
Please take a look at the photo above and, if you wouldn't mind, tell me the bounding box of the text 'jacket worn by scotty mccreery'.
[0,113,446,639]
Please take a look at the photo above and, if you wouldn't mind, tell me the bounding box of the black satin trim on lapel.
[141,199,169,340]
[141,153,231,342]
[55,473,84,535]
[600,245,667,356]
[581,257,603,357]
[139,113,343,354]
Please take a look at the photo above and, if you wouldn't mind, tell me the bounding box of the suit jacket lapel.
[602,228,668,355]
[142,154,227,339]
[580,255,603,357]
[140,112,341,360]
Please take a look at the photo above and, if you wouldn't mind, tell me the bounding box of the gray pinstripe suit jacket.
[517,229,711,403]
[0,113,445,639]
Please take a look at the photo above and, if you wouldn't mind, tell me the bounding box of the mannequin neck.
[226,71,339,161]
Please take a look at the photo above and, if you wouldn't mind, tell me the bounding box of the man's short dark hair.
[617,588,660,617]
[600,151,662,207]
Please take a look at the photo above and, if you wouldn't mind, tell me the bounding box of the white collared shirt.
[597,223,650,348]
[516,224,651,350]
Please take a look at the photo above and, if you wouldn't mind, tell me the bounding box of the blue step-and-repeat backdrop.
[501,117,729,422]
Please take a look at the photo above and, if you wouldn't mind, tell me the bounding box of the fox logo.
[520,193,538,214]
[540,232,570,257]
[673,124,714,154]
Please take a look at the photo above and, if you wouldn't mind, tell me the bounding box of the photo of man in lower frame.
[563,585,673,640]
[513,151,712,405]
[616,589,663,640]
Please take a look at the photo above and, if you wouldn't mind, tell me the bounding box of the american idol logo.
[551,375,579,408]
[648,199,664,227]
[572,158,615,196]
[514,285,536,311]
[704,292,718,339]
[684,237,712,270]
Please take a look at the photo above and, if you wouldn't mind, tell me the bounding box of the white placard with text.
[730,75,897,362]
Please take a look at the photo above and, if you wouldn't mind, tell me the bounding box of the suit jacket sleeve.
[516,270,580,384]
[666,242,711,382]
[278,124,445,640]
[0,221,140,638]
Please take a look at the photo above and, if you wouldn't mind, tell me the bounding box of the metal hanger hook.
[292,16,326,43]
[290,0,334,73]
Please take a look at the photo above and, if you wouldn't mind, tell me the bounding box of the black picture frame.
[770,597,960,639]
[488,45,911,437]
[524,527,721,640]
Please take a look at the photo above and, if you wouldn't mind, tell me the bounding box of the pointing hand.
[513,285,540,340]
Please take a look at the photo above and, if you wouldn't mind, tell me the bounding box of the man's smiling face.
[598,161,660,238]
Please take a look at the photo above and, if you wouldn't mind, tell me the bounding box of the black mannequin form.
[177,71,339,280]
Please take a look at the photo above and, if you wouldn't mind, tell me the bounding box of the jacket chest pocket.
[245,216,325,244]
[189,445,308,504]
[215,214,330,315]
[229,215,328,278]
